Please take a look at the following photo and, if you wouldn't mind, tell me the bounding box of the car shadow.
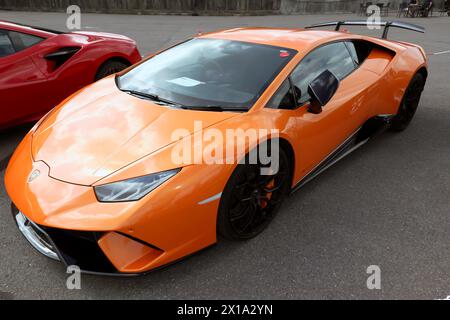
[0,124,33,172]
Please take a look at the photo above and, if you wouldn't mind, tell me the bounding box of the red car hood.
[32,77,237,186]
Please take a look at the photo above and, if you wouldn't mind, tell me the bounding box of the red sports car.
[0,21,141,129]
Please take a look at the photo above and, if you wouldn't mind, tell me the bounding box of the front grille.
[42,227,118,274]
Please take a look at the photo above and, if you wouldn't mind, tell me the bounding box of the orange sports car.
[5,20,428,275]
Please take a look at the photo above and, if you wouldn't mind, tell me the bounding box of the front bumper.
[5,132,223,275]
[12,204,217,276]
[12,204,121,275]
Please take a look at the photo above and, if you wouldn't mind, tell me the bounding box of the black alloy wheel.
[218,148,291,240]
[391,73,425,132]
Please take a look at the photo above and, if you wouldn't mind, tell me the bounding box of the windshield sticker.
[279,50,290,58]
[167,77,205,87]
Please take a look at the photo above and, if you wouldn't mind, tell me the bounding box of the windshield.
[117,38,297,110]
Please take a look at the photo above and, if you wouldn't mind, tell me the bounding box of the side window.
[346,40,373,66]
[8,31,44,52]
[267,79,296,109]
[291,42,356,105]
[0,30,15,58]
[345,42,359,65]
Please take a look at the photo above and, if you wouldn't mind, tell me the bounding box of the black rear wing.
[305,20,425,39]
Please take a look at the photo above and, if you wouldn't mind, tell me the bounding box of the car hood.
[32,77,237,186]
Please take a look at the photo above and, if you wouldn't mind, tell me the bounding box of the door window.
[266,79,297,109]
[8,31,44,51]
[291,42,356,105]
[0,30,15,58]
[345,40,373,66]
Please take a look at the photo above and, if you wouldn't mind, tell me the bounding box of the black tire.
[217,146,291,241]
[390,73,425,132]
[95,60,129,81]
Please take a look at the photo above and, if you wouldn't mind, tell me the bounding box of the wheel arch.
[275,137,296,189]
[95,56,132,80]
[416,66,428,81]
[232,136,296,190]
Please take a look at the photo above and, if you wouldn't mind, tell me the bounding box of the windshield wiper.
[121,89,178,106]
[118,84,247,112]
[180,105,248,112]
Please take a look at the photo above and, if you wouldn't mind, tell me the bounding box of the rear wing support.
[305,20,425,39]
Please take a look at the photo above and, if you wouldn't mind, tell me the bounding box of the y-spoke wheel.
[391,73,425,132]
[218,147,291,240]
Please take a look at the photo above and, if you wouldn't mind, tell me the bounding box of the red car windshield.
[117,38,297,111]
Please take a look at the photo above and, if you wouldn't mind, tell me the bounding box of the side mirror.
[307,70,340,114]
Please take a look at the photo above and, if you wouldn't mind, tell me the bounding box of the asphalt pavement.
[0,11,449,300]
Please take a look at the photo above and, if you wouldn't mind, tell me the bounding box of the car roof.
[0,20,62,38]
[199,27,350,51]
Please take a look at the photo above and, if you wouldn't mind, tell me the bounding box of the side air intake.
[44,47,81,70]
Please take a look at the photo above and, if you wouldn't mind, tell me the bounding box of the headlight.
[94,169,181,202]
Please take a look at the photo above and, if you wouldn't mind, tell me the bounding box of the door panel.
[0,28,50,128]
[293,68,379,180]
[286,41,381,183]
[0,52,48,127]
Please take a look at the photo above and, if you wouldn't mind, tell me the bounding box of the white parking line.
[430,50,450,55]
